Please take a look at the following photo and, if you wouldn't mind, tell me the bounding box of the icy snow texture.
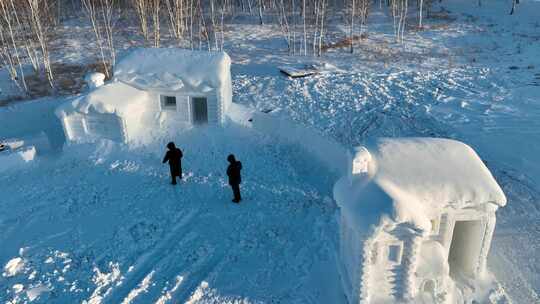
[3,257,25,277]
[416,241,449,280]
[335,137,506,231]
[113,48,231,93]
[0,146,36,173]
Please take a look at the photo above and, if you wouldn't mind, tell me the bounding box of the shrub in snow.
[334,137,506,303]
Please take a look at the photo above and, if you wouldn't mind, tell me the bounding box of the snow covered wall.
[56,49,234,145]
[114,48,232,124]
[227,103,350,176]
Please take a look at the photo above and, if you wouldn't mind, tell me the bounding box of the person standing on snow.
[163,142,183,185]
[226,154,242,203]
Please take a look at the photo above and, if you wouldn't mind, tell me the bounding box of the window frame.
[387,242,404,265]
[160,95,178,111]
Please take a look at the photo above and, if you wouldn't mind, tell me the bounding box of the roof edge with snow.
[334,137,507,230]
[113,48,231,92]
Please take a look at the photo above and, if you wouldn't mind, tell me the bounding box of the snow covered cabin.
[333,138,507,303]
[55,48,232,143]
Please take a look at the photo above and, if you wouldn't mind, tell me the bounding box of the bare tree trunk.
[510,0,519,15]
[350,0,355,53]
[220,0,226,50]
[291,0,296,55]
[210,0,218,50]
[82,0,116,78]
[152,0,161,47]
[258,0,264,24]
[26,0,54,88]
[401,0,408,40]
[132,0,150,41]
[317,0,326,56]
[190,0,194,49]
[419,0,424,27]
[101,0,116,68]
[165,0,185,42]
[0,0,28,93]
[277,0,292,54]
[359,0,369,33]
[313,0,320,56]
[302,0,307,55]
[11,0,40,73]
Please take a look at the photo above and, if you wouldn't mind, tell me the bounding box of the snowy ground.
[1,117,344,303]
[1,0,540,303]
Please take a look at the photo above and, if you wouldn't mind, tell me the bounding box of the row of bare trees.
[0,0,56,93]
[1,0,521,97]
[129,0,227,51]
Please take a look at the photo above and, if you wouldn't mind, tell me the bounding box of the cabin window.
[161,95,177,111]
[387,242,403,264]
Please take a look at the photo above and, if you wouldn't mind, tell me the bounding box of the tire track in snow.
[142,214,232,304]
[168,246,228,304]
[102,208,199,304]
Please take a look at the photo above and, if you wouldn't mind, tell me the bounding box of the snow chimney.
[351,146,371,175]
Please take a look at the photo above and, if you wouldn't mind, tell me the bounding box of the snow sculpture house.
[56,48,232,143]
[333,138,507,303]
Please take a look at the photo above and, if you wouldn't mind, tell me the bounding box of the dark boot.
[232,184,241,202]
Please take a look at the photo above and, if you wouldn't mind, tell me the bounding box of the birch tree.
[350,0,355,53]
[0,0,28,93]
[26,0,54,88]
[81,0,117,78]
[132,0,150,41]
[152,0,160,47]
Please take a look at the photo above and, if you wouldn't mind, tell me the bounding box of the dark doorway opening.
[448,220,484,277]
[192,97,208,124]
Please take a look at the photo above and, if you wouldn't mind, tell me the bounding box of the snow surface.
[0,146,36,173]
[114,48,231,92]
[1,0,540,302]
[56,82,148,117]
[2,258,25,278]
[0,103,342,303]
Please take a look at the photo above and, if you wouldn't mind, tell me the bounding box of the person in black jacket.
[226,154,242,203]
[163,142,183,185]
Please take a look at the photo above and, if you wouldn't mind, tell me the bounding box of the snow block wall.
[227,103,350,175]
[56,49,233,146]
[334,138,507,304]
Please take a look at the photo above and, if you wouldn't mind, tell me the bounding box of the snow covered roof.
[113,48,231,92]
[334,137,507,231]
[55,82,149,117]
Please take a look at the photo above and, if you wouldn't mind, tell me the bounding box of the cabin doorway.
[448,220,484,277]
[192,97,208,124]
